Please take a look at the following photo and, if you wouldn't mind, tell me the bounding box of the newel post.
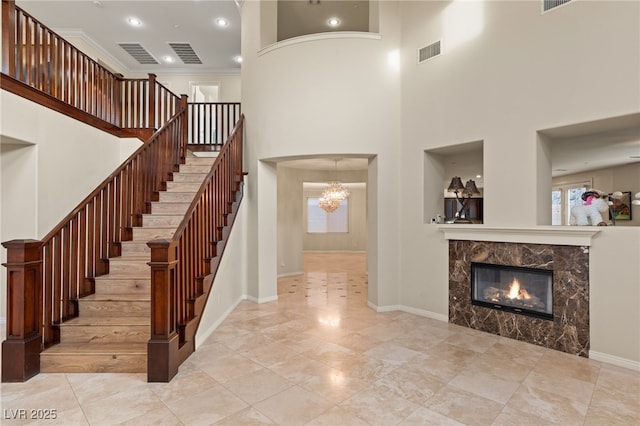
[2,0,17,77]
[2,239,43,382]
[147,239,179,382]
[180,94,188,163]
[148,73,157,129]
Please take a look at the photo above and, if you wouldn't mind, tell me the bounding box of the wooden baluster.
[148,74,156,129]
[180,95,188,163]
[2,0,16,77]
[1,239,42,382]
[147,239,179,382]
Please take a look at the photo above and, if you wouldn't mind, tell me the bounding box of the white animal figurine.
[569,190,609,226]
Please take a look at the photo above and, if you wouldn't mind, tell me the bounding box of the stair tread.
[81,294,150,301]
[94,274,150,281]
[109,255,151,261]
[61,316,150,326]
[42,342,147,355]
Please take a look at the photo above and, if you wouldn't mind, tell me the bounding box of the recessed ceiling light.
[127,17,142,27]
[216,18,229,27]
[328,18,340,27]
[163,56,175,63]
[476,175,482,179]
[234,55,243,63]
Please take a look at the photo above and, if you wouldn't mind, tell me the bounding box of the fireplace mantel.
[438,225,601,246]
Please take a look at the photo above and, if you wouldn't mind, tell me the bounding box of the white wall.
[196,195,248,347]
[0,90,141,319]
[399,0,640,365]
[153,74,241,103]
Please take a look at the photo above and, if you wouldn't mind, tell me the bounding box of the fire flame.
[507,278,532,300]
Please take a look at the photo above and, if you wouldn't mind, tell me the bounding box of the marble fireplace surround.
[439,226,601,357]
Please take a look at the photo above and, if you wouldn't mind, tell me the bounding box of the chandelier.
[318,160,350,213]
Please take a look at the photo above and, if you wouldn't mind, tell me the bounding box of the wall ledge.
[437,225,602,246]
[259,32,382,56]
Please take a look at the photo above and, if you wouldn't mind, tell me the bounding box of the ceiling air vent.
[168,43,203,64]
[118,43,158,64]
[419,40,441,63]
[543,0,572,12]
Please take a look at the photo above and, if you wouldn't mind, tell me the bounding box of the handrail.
[147,115,244,382]
[1,1,178,131]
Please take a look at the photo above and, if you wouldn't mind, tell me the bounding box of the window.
[552,180,591,225]
[307,197,348,233]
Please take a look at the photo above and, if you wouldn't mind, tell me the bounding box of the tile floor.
[1,252,639,425]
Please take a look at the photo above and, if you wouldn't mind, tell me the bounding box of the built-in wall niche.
[423,140,484,224]
[540,113,640,227]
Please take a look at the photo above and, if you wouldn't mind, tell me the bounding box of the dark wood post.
[147,239,179,382]
[180,95,188,163]
[2,239,42,382]
[148,73,156,130]
[2,0,16,77]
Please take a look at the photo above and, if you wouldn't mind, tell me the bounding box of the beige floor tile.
[165,384,248,425]
[338,383,419,426]
[448,367,521,404]
[268,353,337,385]
[299,368,371,404]
[304,405,371,426]
[398,406,465,426]
[363,341,423,365]
[253,386,334,426]
[505,383,588,424]
[196,352,264,383]
[223,368,293,404]
[491,406,553,426]
[115,405,183,425]
[373,361,447,405]
[423,384,504,425]
[214,407,276,425]
[523,369,595,406]
[80,385,167,425]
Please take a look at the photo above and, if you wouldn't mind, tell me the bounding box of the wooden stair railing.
[148,115,245,382]
[1,101,189,382]
[188,102,242,152]
[1,0,179,139]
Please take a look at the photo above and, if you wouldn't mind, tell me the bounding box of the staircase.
[39,153,217,373]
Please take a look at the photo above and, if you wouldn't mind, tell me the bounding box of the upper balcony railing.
[1,0,179,133]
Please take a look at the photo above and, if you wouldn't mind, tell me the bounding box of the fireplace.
[471,263,553,320]
[448,239,590,357]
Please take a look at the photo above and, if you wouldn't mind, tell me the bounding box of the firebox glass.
[471,263,553,319]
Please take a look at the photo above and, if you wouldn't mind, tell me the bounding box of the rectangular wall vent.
[543,0,572,12]
[169,43,203,65]
[419,40,441,63]
[118,43,158,64]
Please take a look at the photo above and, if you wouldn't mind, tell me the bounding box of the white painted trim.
[194,296,245,350]
[367,302,449,323]
[438,225,601,246]
[259,32,382,56]
[245,294,278,304]
[277,271,304,278]
[0,317,5,324]
[590,350,640,372]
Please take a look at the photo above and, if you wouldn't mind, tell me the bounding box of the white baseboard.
[590,350,640,372]
[244,294,278,304]
[195,296,245,350]
[367,302,448,323]
[277,271,304,278]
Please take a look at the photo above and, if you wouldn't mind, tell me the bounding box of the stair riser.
[132,227,176,240]
[166,182,202,192]
[41,354,146,373]
[79,301,150,318]
[151,202,190,214]
[185,157,217,165]
[173,173,207,183]
[94,279,150,295]
[108,260,149,275]
[179,164,211,173]
[159,192,196,202]
[142,215,184,227]
[59,326,149,343]
[120,242,151,256]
